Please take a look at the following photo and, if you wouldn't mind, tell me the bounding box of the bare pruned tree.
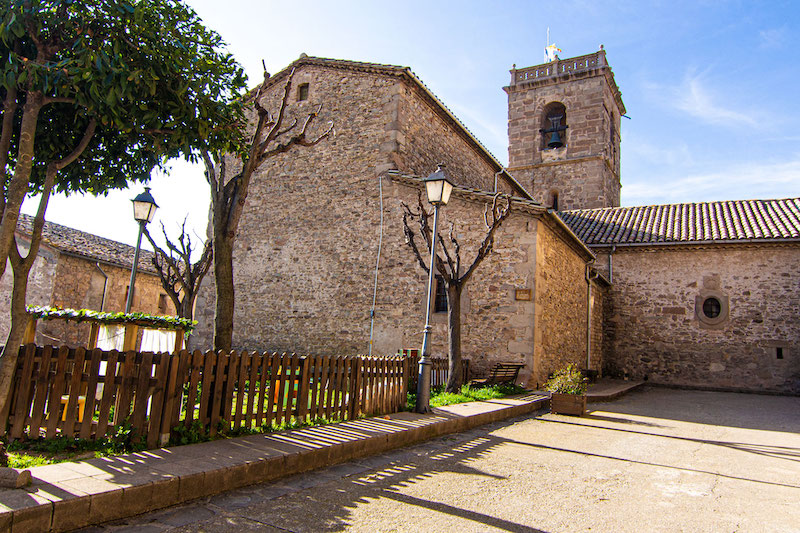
[402,190,511,392]
[143,219,212,320]
[202,64,334,350]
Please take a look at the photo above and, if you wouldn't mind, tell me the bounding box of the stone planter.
[550,393,586,416]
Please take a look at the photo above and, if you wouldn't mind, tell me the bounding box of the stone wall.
[191,59,598,388]
[599,245,800,394]
[41,255,171,347]
[531,218,592,387]
[589,278,606,375]
[375,181,539,381]
[394,84,500,191]
[191,64,400,352]
[506,67,622,210]
[193,61,531,353]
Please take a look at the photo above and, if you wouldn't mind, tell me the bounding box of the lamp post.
[125,187,158,313]
[416,164,454,413]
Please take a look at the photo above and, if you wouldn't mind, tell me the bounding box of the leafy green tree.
[0,0,247,423]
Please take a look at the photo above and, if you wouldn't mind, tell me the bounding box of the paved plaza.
[85,387,800,532]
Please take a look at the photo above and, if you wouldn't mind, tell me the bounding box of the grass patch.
[406,382,527,411]
[7,415,349,468]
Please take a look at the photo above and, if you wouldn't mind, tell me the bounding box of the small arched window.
[541,102,568,149]
[550,191,559,210]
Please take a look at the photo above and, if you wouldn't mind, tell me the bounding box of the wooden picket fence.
[401,349,470,391]
[2,344,409,448]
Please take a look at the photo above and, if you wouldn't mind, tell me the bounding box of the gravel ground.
[81,387,800,533]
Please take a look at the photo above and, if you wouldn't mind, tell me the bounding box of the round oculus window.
[702,297,722,319]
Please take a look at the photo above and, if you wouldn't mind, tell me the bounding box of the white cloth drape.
[140,328,176,353]
[96,324,125,351]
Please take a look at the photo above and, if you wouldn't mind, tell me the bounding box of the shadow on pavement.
[592,386,800,433]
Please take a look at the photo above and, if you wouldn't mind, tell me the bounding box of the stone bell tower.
[504,47,625,210]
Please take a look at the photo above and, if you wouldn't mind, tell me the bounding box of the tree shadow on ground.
[239,430,551,533]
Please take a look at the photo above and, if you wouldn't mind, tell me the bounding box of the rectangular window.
[776,347,784,360]
[434,275,448,313]
[298,83,309,101]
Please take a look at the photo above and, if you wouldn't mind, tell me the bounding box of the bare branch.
[143,219,213,319]
[462,194,511,283]
[263,68,295,145]
[401,201,429,275]
[258,120,334,163]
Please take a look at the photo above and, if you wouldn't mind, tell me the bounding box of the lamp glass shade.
[131,188,158,223]
[423,166,454,206]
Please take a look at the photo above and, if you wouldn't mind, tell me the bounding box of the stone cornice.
[508,154,606,173]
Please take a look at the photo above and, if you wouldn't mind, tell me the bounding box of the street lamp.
[416,164,454,413]
[125,187,158,313]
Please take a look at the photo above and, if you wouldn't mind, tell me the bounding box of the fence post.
[297,356,310,423]
[349,358,362,420]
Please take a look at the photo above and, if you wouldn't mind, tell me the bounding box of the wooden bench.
[468,362,525,388]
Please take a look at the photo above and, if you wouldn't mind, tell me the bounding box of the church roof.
[16,213,157,273]
[559,198,800,246]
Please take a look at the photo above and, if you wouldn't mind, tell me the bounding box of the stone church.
[192,49,799,395]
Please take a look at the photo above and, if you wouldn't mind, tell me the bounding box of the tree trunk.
[445,283,463,393]
[213,234,235,351]
[0,94,42,282]
[0,252,33,432]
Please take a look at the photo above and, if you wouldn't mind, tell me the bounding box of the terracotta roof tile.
[16,214,158,273]
[559,198,800,246]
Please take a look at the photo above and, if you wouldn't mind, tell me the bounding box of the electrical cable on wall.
[368,175,384,356]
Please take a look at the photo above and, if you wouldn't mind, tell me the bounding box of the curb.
[0,393,547,532]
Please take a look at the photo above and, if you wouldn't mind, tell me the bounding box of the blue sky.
[23,0,800,250]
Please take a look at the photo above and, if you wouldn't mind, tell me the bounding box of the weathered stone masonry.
[191,57,597,386]
[594,244,800,393]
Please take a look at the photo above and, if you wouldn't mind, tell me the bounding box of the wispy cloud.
[673,71,757,128]
[643,69,759,129]
[759,27,787,49]
[623,158,800,206]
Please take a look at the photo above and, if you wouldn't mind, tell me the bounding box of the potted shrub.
[544,364,589,416]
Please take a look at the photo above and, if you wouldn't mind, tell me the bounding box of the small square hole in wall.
[297,83,309,101]
[776,347,784,359]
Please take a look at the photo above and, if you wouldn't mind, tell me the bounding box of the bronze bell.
[547,131,563,149]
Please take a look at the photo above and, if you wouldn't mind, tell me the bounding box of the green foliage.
[109,419,146,453]
[27,305,196,334]
[169,420,210,446]
[6,422,146,467]
[543,364,588,395]
[0,0,248,195]
[7,452,51,469]
[405,383,528,411]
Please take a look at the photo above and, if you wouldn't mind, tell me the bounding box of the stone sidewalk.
[586,379,645,402]
[0,393,548,532]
